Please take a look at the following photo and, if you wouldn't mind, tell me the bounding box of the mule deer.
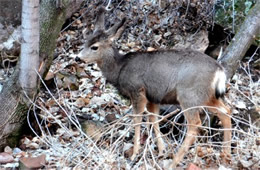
[76,7,231,168]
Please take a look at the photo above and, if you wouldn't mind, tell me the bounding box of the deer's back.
[117,49,223,105]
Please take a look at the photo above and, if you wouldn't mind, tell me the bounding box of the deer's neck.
[98,49,125,86]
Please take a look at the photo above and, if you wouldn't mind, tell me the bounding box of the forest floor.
[0,3,260,170]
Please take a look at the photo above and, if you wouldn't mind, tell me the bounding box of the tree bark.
[39,0,83,77]
[19,0,40,99]
[220,1,260,79]
[0,0,83,150]
[0,69,28,148]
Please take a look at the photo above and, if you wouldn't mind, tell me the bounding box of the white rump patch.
[212,69,227,94]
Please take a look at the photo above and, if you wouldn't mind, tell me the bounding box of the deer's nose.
[75,56,81,62]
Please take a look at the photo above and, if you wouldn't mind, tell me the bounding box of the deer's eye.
[90,46,98,51]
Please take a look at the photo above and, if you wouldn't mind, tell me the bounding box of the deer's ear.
[94,7,106,33]
[109,26,125,42]
[108,18,126,42]
[82,28,89,39]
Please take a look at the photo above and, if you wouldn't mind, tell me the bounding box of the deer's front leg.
[147,102,165,157]
[130,88,147,161]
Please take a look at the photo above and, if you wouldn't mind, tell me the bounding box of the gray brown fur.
[100,49,223,105]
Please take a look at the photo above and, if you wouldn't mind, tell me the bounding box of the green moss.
[6,128,22,148]
[6,102,28,148]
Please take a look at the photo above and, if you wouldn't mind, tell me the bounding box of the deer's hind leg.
[207,98,231,159]
[130,88,148,161]
[171,106,201,168]
[147,102,165,157]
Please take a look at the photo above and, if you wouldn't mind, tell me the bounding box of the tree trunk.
[39,0,83,77]
[220,1,260,79]
[0,0,83,150]
[0,70,28,148]
[19,0,40,99]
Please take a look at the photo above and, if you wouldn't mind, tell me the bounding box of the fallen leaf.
[81,120,104,141]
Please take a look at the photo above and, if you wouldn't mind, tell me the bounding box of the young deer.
[76,7,231,168]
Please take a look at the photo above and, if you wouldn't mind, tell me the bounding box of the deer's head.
[76,7,126,63]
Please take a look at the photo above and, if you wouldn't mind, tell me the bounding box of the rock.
[13,148,22,155]
[0,152,14,163]
[19,154,46,169]
[186,163,201,170]
[4,146,12,154]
